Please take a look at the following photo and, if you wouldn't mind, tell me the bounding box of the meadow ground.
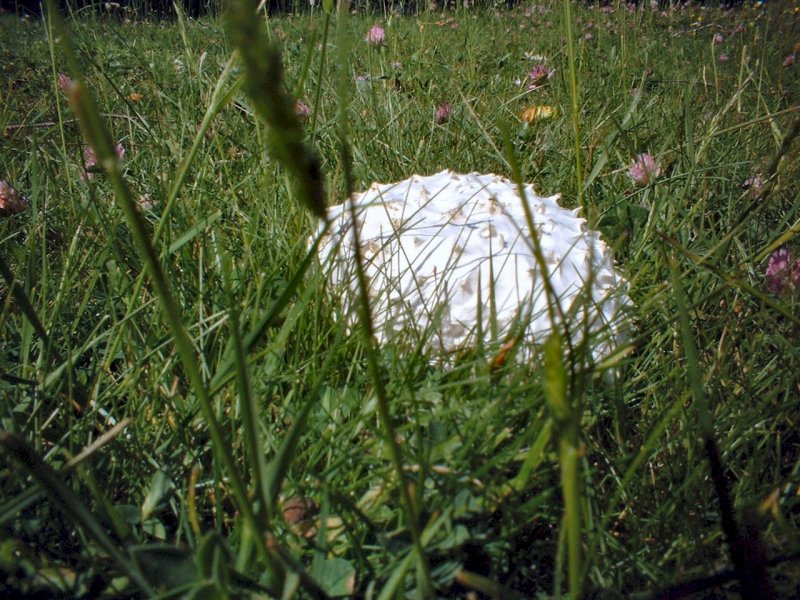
[1,1,799,597]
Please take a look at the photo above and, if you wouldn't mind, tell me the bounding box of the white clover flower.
[316,171,631,364]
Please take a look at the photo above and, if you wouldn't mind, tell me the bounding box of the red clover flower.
[83,142,126,180]
[526,64,554,91]
[365,25,385,46]
[765,248,800,296]
[742,174,764,198]
[57,72,72,93]
[0,180,29,216]
[629,153,662,186]
[295,99,311,123]
[434,102,452,124]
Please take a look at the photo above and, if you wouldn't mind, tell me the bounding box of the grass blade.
[543,332,582,600]
[670,257,773,598]
[562,0,584,215]
[225,0,326,220]
[218,246,270,526]
[332,2,433,592]
[45,0,283,582]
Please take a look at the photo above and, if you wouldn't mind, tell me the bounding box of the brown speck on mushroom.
[362,239,380,255]
[480,225,496,238]
[487,195,503,215]
[447,206,465,221]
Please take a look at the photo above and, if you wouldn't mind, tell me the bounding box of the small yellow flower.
[128,92,143,102]
[521,105,557,123]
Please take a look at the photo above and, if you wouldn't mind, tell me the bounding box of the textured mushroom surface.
[316,170,631,362]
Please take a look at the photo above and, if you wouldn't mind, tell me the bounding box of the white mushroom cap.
[316,170,631,363]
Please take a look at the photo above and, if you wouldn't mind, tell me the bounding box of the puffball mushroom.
[316,170,631,363]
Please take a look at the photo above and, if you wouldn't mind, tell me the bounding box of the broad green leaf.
[141,470,174,522]
[309,557,356,597]
[130,543,199,590]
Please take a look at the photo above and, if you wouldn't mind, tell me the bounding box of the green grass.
[1,1,799,597]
